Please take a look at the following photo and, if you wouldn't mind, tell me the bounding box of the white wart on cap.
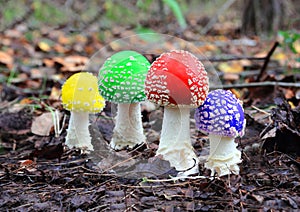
[195,89,245,137]
[145,50,209,108]
[98,50,150,103]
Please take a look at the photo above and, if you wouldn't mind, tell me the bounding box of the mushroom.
[144,50,209,176]
[98,50,150,150]
[194,89,246,176]
[61,72,105,151]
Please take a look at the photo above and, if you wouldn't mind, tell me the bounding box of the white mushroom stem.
[156,107,199,176]
[65,111,93,151]
[110,103,145,150]
[205,134,242,176]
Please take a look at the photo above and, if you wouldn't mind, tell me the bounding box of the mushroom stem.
[157,107,199,175]
[205,134,242,176]
[65,111,93,151]
[111,103,145,150]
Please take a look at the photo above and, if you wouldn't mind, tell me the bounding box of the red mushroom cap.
[145,50,209,107]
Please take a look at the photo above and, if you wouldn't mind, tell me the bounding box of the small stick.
[144,53,267,63]
[251,105,271,116]
[256,41,280,82]
[210,81,300,90]
[102,154,141,173]
[142,175,214,183]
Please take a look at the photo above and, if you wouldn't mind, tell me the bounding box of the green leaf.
[163,0,187,29]
[135,27,161,42]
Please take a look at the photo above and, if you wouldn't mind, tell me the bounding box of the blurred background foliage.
[1,0,299,37]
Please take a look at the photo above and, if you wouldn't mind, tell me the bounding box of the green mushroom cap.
[98,50,150,103]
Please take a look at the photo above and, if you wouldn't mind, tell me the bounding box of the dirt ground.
[0,2,300,210]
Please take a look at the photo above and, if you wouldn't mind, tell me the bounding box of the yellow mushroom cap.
[61,72,105,113]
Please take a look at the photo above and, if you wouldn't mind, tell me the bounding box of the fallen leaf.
[49,87,61,100]
[254,51,268,58]
[43,58,55,67]
[293,39,300,53]
[261,127,276,140]
[223,72,239,81]
[240,59,252,66]
[61,65,85,72]
[31,112,60,136]
[198,44,218,53]
[218,61,243,73]
[31,143,64,160]
[19,98,34,105]
[19,159,34,168]
[53,44,67,54]
[58,35,71,45]
[0,51,13,66]
[273,52,287,62]
[30,68,43,79]
[38,41,51,52]
[251,194,264,204]
[288,101,296,109]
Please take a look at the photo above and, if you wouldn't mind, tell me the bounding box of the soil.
[0,101,299,211]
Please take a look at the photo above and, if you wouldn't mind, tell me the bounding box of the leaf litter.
[0,16,300,212]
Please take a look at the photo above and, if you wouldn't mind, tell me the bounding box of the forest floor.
[0,14,300,211]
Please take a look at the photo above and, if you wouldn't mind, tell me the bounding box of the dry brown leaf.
[30,68,43,79]
[272,52,287,64]
[43,58,55,67]
[19,159,34,168]
[223,72,239,81]
[261,127,276,140]
[54,44,67,54]
[58,35,71,45]
[26,80,42,89]
[31,112,61,136]
[254,51,268,58]
[49,87,61,100]
[75,34,88,43]
[218,61,243,73]
[19,98,33,105]
[0,51,13,66]
[61,65,85,72]
[38,41,51,52]
[240,59,252,66]
[293,40,300,53]
[53,57,66,66]
[64,55,89,65]
[198,44,218,53]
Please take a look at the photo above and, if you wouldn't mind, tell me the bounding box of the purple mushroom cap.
[194,89,245,137]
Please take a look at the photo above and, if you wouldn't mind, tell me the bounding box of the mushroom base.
[157,107,199,176]
[110,103,145,150]
[205,134,242,176]
[65,111,93,151]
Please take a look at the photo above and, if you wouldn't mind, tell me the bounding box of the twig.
[210,81,300,90]
[256,41,280,82]
[251,105,271,116]
[203,56,266,62]
[102,153,141,173]
[88,204,110,212]
[142,175,213,183]
[145,53,268,63]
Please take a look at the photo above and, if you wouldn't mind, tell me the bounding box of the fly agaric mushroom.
[194,89,246,176]
[62,72,105,151]
[144,50,209,176]
[98,50,150,150]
